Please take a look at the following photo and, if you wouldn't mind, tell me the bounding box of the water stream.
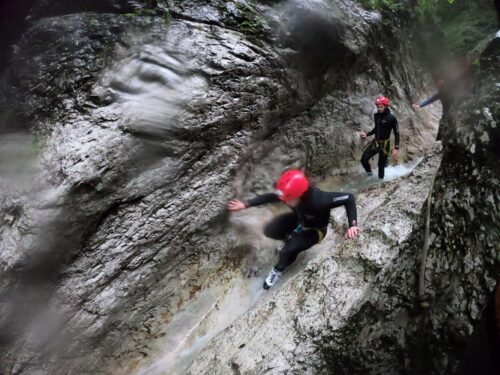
[132,159,423,375]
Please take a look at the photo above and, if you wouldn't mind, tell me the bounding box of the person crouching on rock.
[227,170,360,290]
[360,95,400,179]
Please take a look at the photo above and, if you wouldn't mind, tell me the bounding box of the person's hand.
[412,103,421,110]
[392,148,399,160]
[228,199,247,211]
[360,131,367,139]
[345,226,360,239]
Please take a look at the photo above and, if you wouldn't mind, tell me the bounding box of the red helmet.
[375,96,390,106]
[275,170,309,202]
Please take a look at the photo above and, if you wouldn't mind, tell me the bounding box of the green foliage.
[163,9,171,22]
[234,2,266,37]
[124,8,156,17]
[358,0,403,13]
[238,19,265,35]
[416,0,496,55]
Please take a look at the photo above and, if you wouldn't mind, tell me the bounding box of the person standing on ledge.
[228,170,360,290]
[360,95,400,179]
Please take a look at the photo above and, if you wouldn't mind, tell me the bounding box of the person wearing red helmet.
[228,170,360,289]
[360,95,400,179]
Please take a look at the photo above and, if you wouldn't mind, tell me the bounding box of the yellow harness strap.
[376,139,392,156]
[303,227,325,242]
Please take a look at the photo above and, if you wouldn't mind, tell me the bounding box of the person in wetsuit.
[228,170,360,290]
[412,78,450,141]
[412,58,474,140]
[360,95,400,179]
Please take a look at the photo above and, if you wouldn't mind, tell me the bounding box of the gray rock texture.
[186,33,500,375]
[187,143,443,374]
[317,33,499,374]
[0,0,443,374]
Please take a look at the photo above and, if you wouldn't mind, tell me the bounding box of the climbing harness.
[293,224,326,243]
[276,224,326,254]
[363,139,392,156]
[377,139,392,156]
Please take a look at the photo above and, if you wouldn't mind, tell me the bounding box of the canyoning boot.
[263,267,282,290]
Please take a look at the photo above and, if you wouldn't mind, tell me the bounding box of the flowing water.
[132,158,423,375]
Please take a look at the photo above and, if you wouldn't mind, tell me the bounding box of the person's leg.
[264,230,320,289]
[263,213,297,240]
[361,146,378,175]
[378,150,388,179]
[274,230,320,272]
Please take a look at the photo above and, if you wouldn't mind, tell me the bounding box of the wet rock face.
[303,35,500,374]
[186,35,499,374]
[0,0,439,373]
[187,143,443,374]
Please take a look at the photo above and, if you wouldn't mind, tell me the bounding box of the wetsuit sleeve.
[323,192,358,227]
[393,117,400,149]
[419,93,440,108]
[245,193,281,207]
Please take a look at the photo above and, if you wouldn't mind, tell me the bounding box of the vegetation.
[358,0,496,56]
[358,0,404,13]
[424,0,497,56]
[359,0,455,13]
[235,2,266,37]
[124,8,157,18]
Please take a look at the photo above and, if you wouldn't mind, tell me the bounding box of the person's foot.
[263,267,283,290]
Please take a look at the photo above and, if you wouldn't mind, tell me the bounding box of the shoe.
[263,267,283,290]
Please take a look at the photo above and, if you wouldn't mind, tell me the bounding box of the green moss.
[238,19,265,35]
[234,1,267,37]
[124,8,156,18]
[358,0,404,13]
[163,9,171,22]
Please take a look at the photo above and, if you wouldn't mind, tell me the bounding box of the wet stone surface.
[0,0,445,374]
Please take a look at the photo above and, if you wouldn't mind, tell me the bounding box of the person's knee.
[264,219,284,239]
[263,222,275,238]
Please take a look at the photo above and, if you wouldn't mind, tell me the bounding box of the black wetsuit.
[361,108,400,179]
[418,91,452,141]
[246,187,357,271]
